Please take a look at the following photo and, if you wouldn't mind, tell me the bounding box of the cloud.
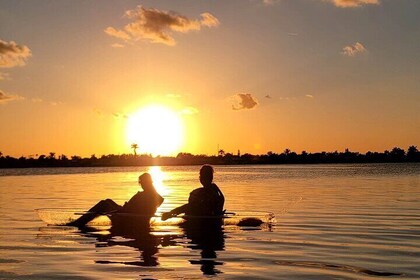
[94,108,127,119]
[328,0,380,8]
[0,40,32,68]
[180,106,199,115]
[232,93,259,110]
[265,94,272,99]
[113,112,128,119]
[257,0,283,6]
[105,27,131,41]
[93,108,104,117]
[260,0,279,5]
[305,94,314,98]
[111,43,125,48]
[29,97,62,106]
[0,90,24,104]
[342,42,367,56]
[31,97,43,103]
[200,13,220,27]
[105,6,220,46]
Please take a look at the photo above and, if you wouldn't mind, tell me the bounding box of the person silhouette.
[162,165,224,220]
[68,173,163,227]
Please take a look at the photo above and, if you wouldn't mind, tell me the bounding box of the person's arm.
[162,190,199,220]
[171,203,190,215]
[213,184,224,202]
[212,183,225,214]
[161,203,189,220]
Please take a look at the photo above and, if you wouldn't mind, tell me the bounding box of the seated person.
[68,173,163,227]
[162,165,224,220]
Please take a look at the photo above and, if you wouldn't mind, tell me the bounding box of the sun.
[126,105,184,156]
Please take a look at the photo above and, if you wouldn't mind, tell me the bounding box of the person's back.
[186,183,224,216]
[68,172,163,227]
[120,190,163,215]
[162,165,224,220]
[111,187,163,231]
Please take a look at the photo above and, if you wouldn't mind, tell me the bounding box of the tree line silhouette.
[0,146,419,168]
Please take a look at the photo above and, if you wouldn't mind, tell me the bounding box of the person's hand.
[161,211,173,221]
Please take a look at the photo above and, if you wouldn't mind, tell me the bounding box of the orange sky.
[1,0,419,157]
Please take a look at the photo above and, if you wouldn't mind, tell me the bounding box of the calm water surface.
[0,164,419,279]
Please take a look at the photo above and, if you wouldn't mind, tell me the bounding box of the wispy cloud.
[93,108,104,117]
[305,94,314,98]
[105,6,220,46]
[0,90,24,104]
[342,42,367,56]
[0,72,10,80]
[113,112,128,119]
[232,93,259,110]
[200,13,220,28]
[111,43,125,48]
[105,27,131,41]
[0,40,32,68]
[262,0,277,6]
[328,0,380,8]
[93,108,127,119]
[180,106,199,115]
[28,97,61,106]
[259,0,379,8]
[31,97,43,103]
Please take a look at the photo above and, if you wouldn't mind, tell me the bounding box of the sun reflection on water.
[148,166,170,197]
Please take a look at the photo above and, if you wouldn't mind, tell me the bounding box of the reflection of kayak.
[35,208,275,227]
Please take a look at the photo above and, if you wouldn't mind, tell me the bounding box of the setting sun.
[126,105,184,156]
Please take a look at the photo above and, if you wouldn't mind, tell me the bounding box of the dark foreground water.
[0,164,419,279]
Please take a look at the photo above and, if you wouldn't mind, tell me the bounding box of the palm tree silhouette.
[218,149,225,157]
[131,143,139,156]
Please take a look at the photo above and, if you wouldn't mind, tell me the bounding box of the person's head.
[199,165,214,187]
[138,173,154,192]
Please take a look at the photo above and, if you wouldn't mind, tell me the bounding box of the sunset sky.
[1,0,419,157]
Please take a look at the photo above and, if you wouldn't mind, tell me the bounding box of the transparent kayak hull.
[35,208,275,227]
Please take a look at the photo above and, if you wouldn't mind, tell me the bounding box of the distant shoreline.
[1,162,420,170]
[1,146,419,168]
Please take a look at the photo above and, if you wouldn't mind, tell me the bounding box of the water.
[0,164,419,279]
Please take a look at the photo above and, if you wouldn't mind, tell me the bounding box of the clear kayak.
[35,208,275,227]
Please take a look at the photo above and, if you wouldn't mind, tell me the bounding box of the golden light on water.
[148,166,170,196]
[126,105,184,156]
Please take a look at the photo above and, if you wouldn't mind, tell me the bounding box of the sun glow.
[126,105,184,156]
[148,166,169,196]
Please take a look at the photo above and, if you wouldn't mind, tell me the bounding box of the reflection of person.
[79,218,225,271]
[80,223,179,267]
[182,220,225,275]
[68,173,163,227]
[162,165,224,220]
[86,227,178,267]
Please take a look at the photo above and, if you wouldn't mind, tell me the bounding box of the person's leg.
[67,199,121,227]
[88,199,121,213]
